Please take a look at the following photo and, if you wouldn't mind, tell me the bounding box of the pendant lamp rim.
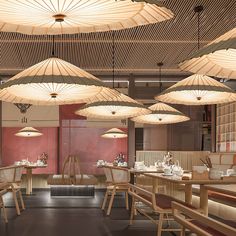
[75,89,150,119]
[1,57,106,89]
[181,36,236,63]
[0,75,106,89]
[156,74,235,98]
[132,113,190,125]
[157,84,234,94]
[0,57,108,105]
[132,102,190,124]
[79,100,146,110]
[0,0,173,35]
[155,74,236,105]
[15,127,43,137]
[101,128,127,139]
[179,27,236,79]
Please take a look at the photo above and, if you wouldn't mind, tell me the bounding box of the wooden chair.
[172,201,236,236]
[128,184,198,236]
[0,165,25,216]
[0,182,10,223]
[101,166,130,215]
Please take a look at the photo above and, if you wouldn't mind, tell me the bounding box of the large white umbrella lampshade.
[0,0,173,35]
[0,57,108,105]
[180,28,236,79]
[132,102,189,124]
[156,74,236,105]
[76,88,150,119]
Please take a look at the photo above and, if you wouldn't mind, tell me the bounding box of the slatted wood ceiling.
[0,0,236,83]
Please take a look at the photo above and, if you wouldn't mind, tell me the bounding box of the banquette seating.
[48,155,97,186]
[172,201,236,236]
[208,152,236,173]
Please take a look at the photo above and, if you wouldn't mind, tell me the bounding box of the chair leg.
[125,191,129,210]
[12,190,21,216]
[106,187,116,216]
[181,226,186,236]
[18,191,25,210]
[1,196,8,223]
[157,213,164,236]
[101,189,109,210]
[129,197,135,225]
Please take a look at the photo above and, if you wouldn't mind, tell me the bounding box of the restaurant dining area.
[1,0,236,235]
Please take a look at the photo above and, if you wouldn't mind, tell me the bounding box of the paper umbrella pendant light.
[156,74,236,105]
[0,57,108,105]
[0,0,173,35]
[179,27,236,79]
[76,88,150,119]
[132,102,189,124]
[101,128,127,139]
[15,127,43,137]
[76,30,150,119]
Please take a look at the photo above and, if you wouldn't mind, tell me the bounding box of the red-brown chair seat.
[155,194,196,209]
[140,193,196,210]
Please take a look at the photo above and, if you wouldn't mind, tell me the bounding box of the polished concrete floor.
[0,189,181,236]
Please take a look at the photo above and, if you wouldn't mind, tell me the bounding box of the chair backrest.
[0,166,23,183]
[172,201,236,236]
[62,155,81,178]
[128,184,157,210]
[103,167,113,182]
[103,166,130,184]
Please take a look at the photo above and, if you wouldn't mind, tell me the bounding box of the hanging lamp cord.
[159,65,162,93]
[52,35,55,56]
[112,31,115,89]
[194,5,203,50]
[197,9,200,50]
[157,62,163,93]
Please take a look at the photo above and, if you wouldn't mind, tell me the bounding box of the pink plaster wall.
[2,127,58,174]
[60,125,128,175]
[60,104,128,175]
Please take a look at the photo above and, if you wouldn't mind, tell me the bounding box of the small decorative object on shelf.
[38,152,48,165]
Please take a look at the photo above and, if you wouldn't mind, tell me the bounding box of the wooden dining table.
[24,165,47,195]
[144,173,236,215]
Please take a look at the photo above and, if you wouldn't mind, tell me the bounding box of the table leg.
[26,168,33,195]
[185,184,192,204]
[200,185,208,216]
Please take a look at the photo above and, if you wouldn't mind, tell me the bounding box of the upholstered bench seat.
[75,174,98,185]
[47,175,72,185]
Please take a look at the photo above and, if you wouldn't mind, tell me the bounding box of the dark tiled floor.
[0,189,179,236]
[0,208,159,236]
